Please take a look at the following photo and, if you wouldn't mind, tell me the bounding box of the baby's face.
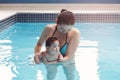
[48,40,60,54]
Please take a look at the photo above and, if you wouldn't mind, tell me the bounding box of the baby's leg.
[45,64,58,80]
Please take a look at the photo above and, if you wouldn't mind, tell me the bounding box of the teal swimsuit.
[60,38,68,56]
[52,26,68,56]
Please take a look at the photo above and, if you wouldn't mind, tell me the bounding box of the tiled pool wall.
[0,14,16,31]
[0,13,120,31]
[16,13,57,23]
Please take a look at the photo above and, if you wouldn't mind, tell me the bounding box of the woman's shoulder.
[68,28,80,40]
[45,24,56,30]
[71,28,80,34]
[44,24,56,35]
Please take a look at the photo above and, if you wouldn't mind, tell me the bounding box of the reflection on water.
[0,40,16,80]
[76,40,99,80]
[0,39,100,80]
[0,23,100,80]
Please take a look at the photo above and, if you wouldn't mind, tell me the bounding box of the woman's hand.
[58,54,64,62]
[34,53,40,64]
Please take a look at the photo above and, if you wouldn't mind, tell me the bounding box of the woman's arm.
[57,53,64,62]
[63,29,80,61]
[34,25,55,63]
[34,26,48,63]
[34,27,46,54]
[34,51,47,64]
[34,52,41,64]
[34,25,55,54]
[34,29,46,63]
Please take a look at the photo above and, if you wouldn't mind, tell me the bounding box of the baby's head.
[46,37,60,54]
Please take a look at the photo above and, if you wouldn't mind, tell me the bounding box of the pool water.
[0,23,120,80]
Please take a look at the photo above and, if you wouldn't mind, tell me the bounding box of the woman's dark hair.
[57,10,75,25]
[60,9,67,13]
[46,37,59,47]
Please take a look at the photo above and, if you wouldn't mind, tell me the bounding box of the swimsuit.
[52,26,68,56]
[45,54,60,62]
[40,52,60,62]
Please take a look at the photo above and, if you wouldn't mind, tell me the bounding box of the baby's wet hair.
[46,37,59,47]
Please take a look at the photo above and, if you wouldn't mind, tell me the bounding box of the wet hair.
[57,10,75,25]
[46,37,59,47]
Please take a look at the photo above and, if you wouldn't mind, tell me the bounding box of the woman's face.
[57,24,73,34]
[47,40,60,55]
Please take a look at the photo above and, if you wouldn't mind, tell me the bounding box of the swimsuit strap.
[52,25,57,36]
[52,25,68,44]
[66,32,68,44]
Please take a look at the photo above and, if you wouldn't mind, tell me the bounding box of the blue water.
[0,23,120,80]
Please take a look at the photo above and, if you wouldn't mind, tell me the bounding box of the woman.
[34,9,80,80]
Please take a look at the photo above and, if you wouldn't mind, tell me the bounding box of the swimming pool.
[0,22,120,80]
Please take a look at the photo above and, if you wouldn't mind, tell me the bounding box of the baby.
[34,37,63,64]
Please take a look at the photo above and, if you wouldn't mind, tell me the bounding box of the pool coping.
[0,4,120,31]
[1,4,120,21]
[0,4,120,11]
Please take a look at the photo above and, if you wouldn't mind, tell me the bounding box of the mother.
[34,9,80,80]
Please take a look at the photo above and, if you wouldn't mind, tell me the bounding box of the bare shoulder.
[44,24,56,36]
[74,28,80,33]
[70,28,80,35]
[45,24,56,31]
